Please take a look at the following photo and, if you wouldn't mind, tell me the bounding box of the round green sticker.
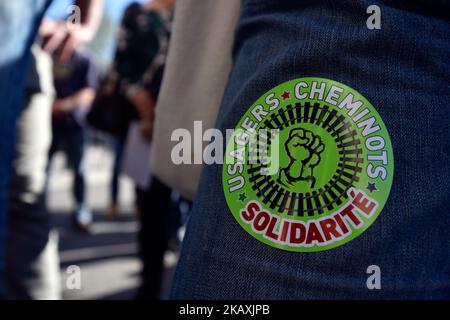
[223,78,394,252]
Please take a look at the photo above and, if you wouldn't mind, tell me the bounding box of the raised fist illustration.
[278,128,325,188]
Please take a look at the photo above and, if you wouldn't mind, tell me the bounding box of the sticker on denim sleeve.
[222,77,394,252]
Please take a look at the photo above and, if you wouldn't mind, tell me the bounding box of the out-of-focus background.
[49,146,178,299]
[47,0,144,72]
[4,0,187,300]
[46,0,144,300]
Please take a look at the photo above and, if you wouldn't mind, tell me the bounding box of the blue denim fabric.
[172,0,450,299]
[49,120,86,208]
[0,0,50,296]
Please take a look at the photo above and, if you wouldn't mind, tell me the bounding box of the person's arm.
[40,0,104,61]
[52,88,96,116]
[74,0,103,33]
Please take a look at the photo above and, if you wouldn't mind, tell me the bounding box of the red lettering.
[340,204,362,227]
[254,211,270,232]
[241,202,260,222]
[334,213,350,234]
[265,216,280,240]
[352,192,376,216]
[280,220,290,242]
[306,221,325,245]
[319,218,342,241]
[290,222,306,244]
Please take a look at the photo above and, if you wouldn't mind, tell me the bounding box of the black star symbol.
[367,182,378,193]
[238,193,247,202]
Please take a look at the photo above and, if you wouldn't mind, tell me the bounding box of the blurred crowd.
[3,0,190,300]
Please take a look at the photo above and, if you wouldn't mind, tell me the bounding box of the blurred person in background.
[107,139,126,219]
[99,0,175,299]
[6,43,60,300]
[47,49,99,233]
[148,0,240,297]
[149,0,239,206]
[0,0,102,298]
